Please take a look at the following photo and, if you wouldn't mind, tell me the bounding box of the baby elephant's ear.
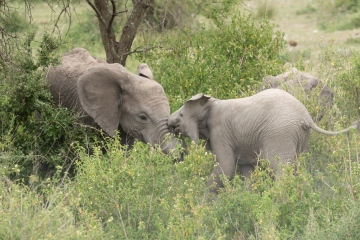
[187,93,211,106]
[189,93,211,101]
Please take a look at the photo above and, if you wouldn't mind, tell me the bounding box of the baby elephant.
[168,89,358,192]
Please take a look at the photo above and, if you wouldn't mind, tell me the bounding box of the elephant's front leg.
[206,145,236,193]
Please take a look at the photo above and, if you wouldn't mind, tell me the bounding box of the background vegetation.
[1,0,360,239]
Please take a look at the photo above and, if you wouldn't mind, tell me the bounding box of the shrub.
[256,0,276,19]
[334,0,360,12]
[61,9,103,55]
[1,10,29,33]
[0,32,99,179]
[140,1,285,110]
[337,52,360,116]
[315,0,360,31]
[0,167,106,239]
[296,4,317,15]
[74,139,215,239]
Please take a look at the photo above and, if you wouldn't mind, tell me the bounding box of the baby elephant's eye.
[139,114,148,123]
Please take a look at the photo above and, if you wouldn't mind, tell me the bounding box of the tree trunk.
[117,0,150,65]
[90,0,150,66]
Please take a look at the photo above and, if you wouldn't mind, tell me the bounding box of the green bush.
[1,10,29,33]
[2,136,359,239]
[337,52,360,116]
[74,140,215,239]
[334,0,360,12]
[73,138,359,239]
[296,4,317,15]
[140,2,285,109]
[315,0,360,31]
[61,9,103,55]
[0,32,100,179]
[0,168,105,239]
[256,0,276,19]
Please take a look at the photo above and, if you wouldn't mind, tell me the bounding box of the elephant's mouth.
[169,125,181,135]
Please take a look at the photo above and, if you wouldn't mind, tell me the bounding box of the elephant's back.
[46,48,108,110]
[255,89,313,125]
[217,88,312,122]
[254,89,311,114]
[225,89,310,157]
[254,89,312,151]
[58,48,105,77]
[47,48,101,85]
[225,88,313,135]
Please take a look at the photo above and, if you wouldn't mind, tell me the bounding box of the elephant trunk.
[144,119,186,161]
[159,133,187,162]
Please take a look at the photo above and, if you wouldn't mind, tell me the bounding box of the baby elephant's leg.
[206,147,236,193]
[261,140,298,178]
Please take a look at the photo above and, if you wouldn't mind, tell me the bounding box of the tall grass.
[315,0,360,31]
[2,133,359,238]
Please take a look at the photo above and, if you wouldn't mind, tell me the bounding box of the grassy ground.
[249,0,360,74]
[252,0,360,48]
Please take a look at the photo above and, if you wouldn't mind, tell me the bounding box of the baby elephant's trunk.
[160,134,187,162]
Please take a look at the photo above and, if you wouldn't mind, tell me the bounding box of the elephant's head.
[77,64,180,152]
[168,93,212,144]
[47,48,184,156]
[260,68,334,121]
[261,68,322,92]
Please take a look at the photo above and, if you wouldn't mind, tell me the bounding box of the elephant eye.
[139,114,148,123]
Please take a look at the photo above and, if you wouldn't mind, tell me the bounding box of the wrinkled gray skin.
[260,68,334,121]
[168,89,358,192]
[47,48,182,156]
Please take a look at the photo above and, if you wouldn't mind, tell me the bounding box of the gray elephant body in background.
[47,47,181,154]
[260,68,334,121]
[168,89,358,192]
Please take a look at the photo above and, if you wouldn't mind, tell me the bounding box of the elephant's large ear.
[137,63,154,80]
[77,66,123,137]
[185,122,200,144]
[183,93,212,143]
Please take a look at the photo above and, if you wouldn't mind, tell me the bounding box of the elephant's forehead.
[134,81,167,97]
[131,83,169,108]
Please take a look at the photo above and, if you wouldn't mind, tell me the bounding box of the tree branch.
[117,0,150,65]
[52,3,71,36]
[86,0,107,27]
[122,45,163,57]
[108,0,116,34]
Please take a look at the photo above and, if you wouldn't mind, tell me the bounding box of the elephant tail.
[309,120,360,136]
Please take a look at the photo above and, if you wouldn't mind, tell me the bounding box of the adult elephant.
[260,68,334,121]
[46,47,182,156]
[168,89,358,192]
